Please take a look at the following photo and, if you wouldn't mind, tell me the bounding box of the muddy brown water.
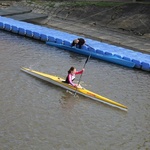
[0,30,149,150]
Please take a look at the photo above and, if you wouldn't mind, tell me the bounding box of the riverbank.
[1,0,150,53]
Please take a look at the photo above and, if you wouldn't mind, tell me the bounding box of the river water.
[0,30,149,150]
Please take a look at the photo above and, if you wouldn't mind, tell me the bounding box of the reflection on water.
[0,30,150,150]
[59,91,79,110]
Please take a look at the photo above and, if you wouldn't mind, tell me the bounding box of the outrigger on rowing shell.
[21,67,128,111]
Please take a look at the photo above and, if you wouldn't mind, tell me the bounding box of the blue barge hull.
[0,16,150,71]
[46,42,135,68]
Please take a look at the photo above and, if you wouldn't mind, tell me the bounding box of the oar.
[74,55,91,96]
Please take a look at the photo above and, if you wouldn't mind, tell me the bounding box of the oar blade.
[85,55,91,65]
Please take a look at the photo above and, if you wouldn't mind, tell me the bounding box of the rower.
[71,38,85,49]
[65,67,84,88]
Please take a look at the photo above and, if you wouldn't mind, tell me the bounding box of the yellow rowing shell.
[21,67,127,111]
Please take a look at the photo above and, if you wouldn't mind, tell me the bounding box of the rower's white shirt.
[71,74,75,81]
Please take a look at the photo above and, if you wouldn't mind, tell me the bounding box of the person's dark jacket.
[71,38,85,49]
